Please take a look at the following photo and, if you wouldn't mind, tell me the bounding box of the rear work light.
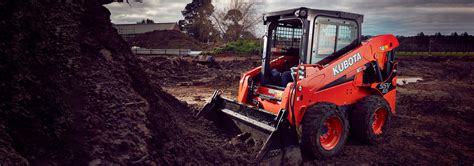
[295,9,308,18]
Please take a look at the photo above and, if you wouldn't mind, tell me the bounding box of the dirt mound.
[0,1,251,165]
[129,30,202,51]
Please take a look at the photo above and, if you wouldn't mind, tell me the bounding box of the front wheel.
[300,103,349,159]
[350,95,392,144]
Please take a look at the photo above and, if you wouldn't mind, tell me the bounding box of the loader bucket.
[196,90,301,161]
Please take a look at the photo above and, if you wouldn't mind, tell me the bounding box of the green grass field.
[396,51,474,56]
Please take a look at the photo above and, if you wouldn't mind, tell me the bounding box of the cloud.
[105,0,474,36]
[105,0,188,23]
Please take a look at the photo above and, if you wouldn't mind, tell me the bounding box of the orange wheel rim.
[319,116,343,150]
[372,108,387,135]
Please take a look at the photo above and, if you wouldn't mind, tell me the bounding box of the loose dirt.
[138,54,260,109]
[144,55,474,165]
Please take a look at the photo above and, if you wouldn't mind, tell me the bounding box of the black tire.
[350,95,392,144]
[300,102,349,159]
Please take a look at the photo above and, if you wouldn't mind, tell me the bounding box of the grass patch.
[213,40,261,54]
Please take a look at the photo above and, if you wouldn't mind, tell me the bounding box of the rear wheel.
[301,103,349,159]
[350,95,392,144]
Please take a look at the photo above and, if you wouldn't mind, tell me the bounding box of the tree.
[416,32,425,37]
[212,0,261,41]
[180,0,218,43]
[223,9,244,40]
[137,19,154,24]
[415,32,428,45]
[451,32,459,37]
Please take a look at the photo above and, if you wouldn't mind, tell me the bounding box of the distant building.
[112,22,180,41]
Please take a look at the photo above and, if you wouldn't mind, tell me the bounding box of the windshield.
[311,16,358,64]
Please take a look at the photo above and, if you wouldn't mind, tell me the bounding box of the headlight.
[298,66,305,80]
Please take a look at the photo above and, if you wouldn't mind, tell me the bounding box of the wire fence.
[131,48,192,56]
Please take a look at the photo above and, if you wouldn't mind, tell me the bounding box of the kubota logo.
[333,53,362,76]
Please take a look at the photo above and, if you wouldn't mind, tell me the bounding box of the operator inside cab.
[266,20,302,87]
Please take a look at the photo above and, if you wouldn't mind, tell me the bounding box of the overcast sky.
[105,0,474,36]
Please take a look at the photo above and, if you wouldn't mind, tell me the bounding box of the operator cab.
[260,8,363,88]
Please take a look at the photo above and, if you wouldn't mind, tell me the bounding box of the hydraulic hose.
[289,67,299,140]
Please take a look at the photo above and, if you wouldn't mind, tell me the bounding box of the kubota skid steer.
[197,7,399,161]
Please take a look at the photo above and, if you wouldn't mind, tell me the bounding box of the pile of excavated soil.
[0,1,252,165]
[128,30,202,51]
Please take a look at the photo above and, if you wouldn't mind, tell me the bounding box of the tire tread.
[301,102,349,159]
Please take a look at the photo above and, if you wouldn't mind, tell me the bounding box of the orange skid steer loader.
[197,7,399,160]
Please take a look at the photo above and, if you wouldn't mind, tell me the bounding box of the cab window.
[271,22,302,56]
[273,24,302,49]
[311,17,358,64]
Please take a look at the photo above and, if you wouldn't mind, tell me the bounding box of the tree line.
[364,32,474,52]
[398,32,474,52]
